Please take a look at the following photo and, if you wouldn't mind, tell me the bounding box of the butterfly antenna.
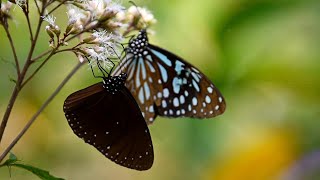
[86,56,104,79]
[105,44,123,74]
[96,59,109,77]
[116,43,128,74]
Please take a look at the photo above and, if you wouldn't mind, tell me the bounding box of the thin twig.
[25,12,34,40]
[3,25,20,76]
[34,0,41,15]
[21,51,55,88]
[0,6,46,143]
[54,48,76,54]
[0,62,83,163]
[30,49,51,62]
[47,0,68,15]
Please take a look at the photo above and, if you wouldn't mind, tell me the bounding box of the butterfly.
[113,29,226,124]
[63,72,154,170]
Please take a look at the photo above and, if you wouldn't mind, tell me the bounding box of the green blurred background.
[1,0,320,179]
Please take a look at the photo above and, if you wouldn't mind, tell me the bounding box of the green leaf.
[9,153,18,161]
[0,153,64,180]
[10,163,65,180]
[0,153,18,167]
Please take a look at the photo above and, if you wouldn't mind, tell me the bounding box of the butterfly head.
[102,73,128,94]
[128,29,149,58]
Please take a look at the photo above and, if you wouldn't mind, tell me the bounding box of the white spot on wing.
[173,98,179,107]
[192,80,200,92]
[158,63,168,82]
[138,88,144,103]
[151,49,172,67]
[140,58,147,80]
[191,72,200,82]
[176,110,180,115]
[149,106,154,113]
[146,58,156,73]
[135,59,141,87]
[205,95,211,103]
[172,77,180,94]
[144,82,150,100]
[175,60,185,73]
[179,95,185,104]
[192,97,198,106]
[163,88,169,98]
[162,100,167,108]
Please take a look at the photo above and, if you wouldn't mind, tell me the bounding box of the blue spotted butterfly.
[113,29,226,124]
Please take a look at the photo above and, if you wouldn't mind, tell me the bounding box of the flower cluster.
[117,5,157,31]
[41,0,156,71]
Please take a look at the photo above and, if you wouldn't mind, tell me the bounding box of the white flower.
[85,46,115,70]
[127,6,157,27]
[67,6,87,24]
[84,0,124,20]
[42,14,56,26]
[66,6,87,34]
[92,29,122,46]
[106,1,124,15]
[84,29,122,70]
[1,1,13,14]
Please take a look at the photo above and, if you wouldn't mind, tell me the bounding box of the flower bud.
[45,25,55,39]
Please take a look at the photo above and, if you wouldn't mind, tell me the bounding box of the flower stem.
[21,51,55,88]
[3,24,20,76]
[0,86,19,143]
[0,62,83,163]
[47,0,68,15]
[0,6,45,144]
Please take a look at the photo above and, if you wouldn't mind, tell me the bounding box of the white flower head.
[66,6,87,34]
[43,14,56,26]
[1,1,13,14]
[85,46,115,70]
[92,29,123,46]
[127,6,157,28]
[84,0,124,20]
[67,6,87,24]
[106,1,124,14]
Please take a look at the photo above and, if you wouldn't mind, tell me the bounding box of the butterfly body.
[63,73,154,171]
[114,30,226,124]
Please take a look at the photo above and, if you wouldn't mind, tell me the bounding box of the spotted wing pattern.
[113,30,226,124]
[63,74,154,171]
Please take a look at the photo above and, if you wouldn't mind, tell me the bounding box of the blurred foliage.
[0,153,64,180]
[0,0,320,179]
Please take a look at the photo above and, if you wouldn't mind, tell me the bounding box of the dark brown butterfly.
[113,29,226,124]
[63,72,154,170]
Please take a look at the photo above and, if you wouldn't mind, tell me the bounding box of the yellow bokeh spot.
[205,129,297,180]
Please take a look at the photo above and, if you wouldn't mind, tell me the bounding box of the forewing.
[147,44,226,119]
[113,54,164,124]
[63,83,154,170]
[113,44,226,125]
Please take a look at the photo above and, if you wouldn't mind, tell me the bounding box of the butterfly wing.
[63,83,154,170]
[114,44,226,124]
